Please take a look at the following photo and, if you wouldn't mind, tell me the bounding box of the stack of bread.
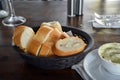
[12,21,87,57]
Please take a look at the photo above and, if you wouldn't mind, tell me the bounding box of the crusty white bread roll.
[12,26,35,52]
[13,26,26,37]
[41,21,62,32]
[39,28,62,57]
[53,37,87,56]
[39,42,54,57]
[27,26,54,56]
[41,21,70,39]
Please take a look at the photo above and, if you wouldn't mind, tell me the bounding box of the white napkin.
[92,21,120,28]
[71,60,92,80]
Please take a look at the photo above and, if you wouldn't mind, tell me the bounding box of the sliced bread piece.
[13,25,26,37]
[39,28,62,57]
[39,42,54,57]
[41,21,62,32]
[27,26,54,56]
[12,26,35,52]
[53,37,87,56]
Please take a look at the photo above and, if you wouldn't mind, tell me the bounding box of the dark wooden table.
[0,0,120,80]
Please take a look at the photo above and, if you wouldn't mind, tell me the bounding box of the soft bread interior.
[54,37,87,56]
[21,27,35,50]
[57,37,84,51]
[13,26,35,51]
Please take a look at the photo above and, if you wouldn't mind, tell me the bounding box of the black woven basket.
[13,26,94,70]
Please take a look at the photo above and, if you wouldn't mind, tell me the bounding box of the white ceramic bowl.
[98,43,120,75]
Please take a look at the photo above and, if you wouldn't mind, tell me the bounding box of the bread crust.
[39,28,62,57]
[27,38,42,56]
[13,25,26,36]
[27,26,53,56]
[13,26,35,51]
[13,30,22,48]
[41,21,62,32]
[39,42,54,57]
[53,37,87,56]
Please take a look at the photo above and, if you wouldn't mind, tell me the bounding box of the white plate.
[83,49,120,80]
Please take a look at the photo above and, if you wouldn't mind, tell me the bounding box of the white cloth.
[92,21,120,28]
[71,60,92,80]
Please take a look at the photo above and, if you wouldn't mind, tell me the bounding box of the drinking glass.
[2,0,26,27]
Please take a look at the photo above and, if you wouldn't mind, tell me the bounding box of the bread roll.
[27,26,54,56]
[13,26,26,37]
[12,26,35,52]
[53,37,87,56]
[39,28,62,57]
[39,42,54,57]
[41,21,62,32]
